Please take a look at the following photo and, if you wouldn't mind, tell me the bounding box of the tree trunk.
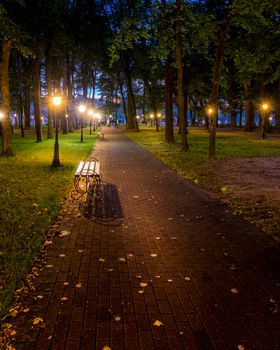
[119,76,128,123]
[33,37,43,142]
[244,81,254,131]
[164,53,174,143]
[209,1,234,159]
[121,55,137,129]
[175,0,188,151]
[276,78,280,130]
[0,40,14,156]
[45,44,53,138]
[66,53,74,132]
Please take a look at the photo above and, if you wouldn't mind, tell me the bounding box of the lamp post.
[207,107,213,130]
[79,104,86,142]
[88,109,94,135]
[150,114,154,126]
[261,103,268,139]
[52,96,62,167]
[65,114,69,133]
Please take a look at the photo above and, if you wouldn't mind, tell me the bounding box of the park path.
[13,127,280,349]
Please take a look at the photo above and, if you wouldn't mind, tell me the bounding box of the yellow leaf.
[154,320,164,327]
[10,330,16,336]
[103,346,111,350]
[140,282,147,288]
[61,297,68,301]
[63,282,69,286]
[33,317,43,325]
[230,288,238,294]
[75,283,82,288]
[23,308,30,313]
[10,310,18,317]
[150,253,157,257]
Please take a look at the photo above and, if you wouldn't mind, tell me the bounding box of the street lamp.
[88,109,94,135]
[52,96,62,167]
[207,107,213,130]
[78,104,86,142]
[65,114,69,133]
[261,103,269,139]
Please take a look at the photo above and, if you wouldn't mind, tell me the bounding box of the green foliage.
[0,129,95,315]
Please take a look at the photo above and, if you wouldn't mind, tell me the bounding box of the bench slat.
[75,160,101,177]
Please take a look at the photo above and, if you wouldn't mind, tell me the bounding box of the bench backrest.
[75,159,101,177]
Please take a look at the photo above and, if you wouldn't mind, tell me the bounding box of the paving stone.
[11,127,280,349]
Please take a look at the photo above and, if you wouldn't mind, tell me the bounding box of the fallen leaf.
[23,308,30,313]
[155,276,161,279]
[156,237,161,240]
[59,230,70,237]
[200,248,205,252]
[48,336,52,340]
[179,331,184,335]
[36,295,43,299]
[128,253,134,257]
[99,258,105,262]
[44,240,52,246]
[168,279,173,283]
[114,316,121,321]
[75,283,82,288]
[185,277,191,281]
[133,195,139,198]
[119,257,126,262]
[61,297,68,301]
[138,290,144,294]
[64,282,69,286]
[33,317,43,325]
[140,282,148,287]
[59,254,66,258]
[10,330,16,336]
[150,253,157,257]
[103,346,111,350]
[171,237,177,240]
[108,268,114,272]
[223,252,228,256]
[78,249,83,253]
[154,320,164,327]
[168,217,173,220]
[46,264,53,268]
[136,275,142,279]
[230,288,238,294]
[238,345,245,350]
[10,310,18,317]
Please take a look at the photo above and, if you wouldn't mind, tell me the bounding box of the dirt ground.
[211,157,280,239]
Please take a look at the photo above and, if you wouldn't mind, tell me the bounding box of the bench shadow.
[81,183,123,225]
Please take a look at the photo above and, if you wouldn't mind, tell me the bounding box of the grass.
[127,126,280,239]
[0,128,96,315]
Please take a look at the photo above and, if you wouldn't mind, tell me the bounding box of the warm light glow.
[65,114,69,118]
[88,109,94,116]
[262,103,268,110]
[208,108,213,115]
[0,112,4,119]
[79,104,86,113]
[136,115,139,119]
[52,96,62,106]
[150,114,154,119]
[157,113,161,117]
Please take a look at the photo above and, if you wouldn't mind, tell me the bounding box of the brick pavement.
[12,127,280,349]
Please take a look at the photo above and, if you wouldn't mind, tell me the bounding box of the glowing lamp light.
[157,113,161,117]
[95,112,101,120]
[208,108,213,115]
[65,114,69,118]
[52,96,62,106]
[0,112,4,120]
[88,109,94,117]
[150,114,154,119]
[79,105,86,113]
[262,103,268,110]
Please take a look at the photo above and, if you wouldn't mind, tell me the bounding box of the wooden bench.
[72,156,102,202]
[97,131,105,140]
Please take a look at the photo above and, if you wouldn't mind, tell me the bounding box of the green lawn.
[127,126,280,238]
[0,128,95,315]
[127,126,280,189]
